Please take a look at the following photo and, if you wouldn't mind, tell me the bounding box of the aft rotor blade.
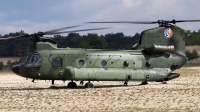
[88,19,200,24]
[173,19,200,23]
[43,25,82,34]
[46,27,111,35]
[87,21,158,24]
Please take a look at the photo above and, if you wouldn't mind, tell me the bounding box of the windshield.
[22,56,28,63]
[22,52,42,64]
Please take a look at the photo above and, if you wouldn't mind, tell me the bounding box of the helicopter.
[1,19,199,88]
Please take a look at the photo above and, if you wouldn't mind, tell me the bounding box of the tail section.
[138,26,186,55]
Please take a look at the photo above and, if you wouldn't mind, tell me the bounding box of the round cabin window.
[123,61,129,67]
[101,60,107,67]
[79,59,85,66]
[146,61,151,67]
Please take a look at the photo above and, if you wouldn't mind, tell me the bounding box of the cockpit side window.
[52,58,63,67]
[29,56,34,63]
[26,55,31,63]
[22,56,28,63]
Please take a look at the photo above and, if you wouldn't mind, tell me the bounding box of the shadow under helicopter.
[0,84,143,91]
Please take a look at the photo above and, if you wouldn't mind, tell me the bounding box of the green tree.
[104,32,136,49]
[0,61,4,70]
[6,60,11,66]
[0,45,9,56]
[73,36,86,48]
[13,44,27,57]
[185,30,191,37]
[73,33,107,49]
[185,30,200,45]
[86,33,107,49]
[186,49,199,60]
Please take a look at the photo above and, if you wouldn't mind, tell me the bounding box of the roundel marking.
[164,28,173,38]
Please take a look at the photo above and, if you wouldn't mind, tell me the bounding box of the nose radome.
[12,65,20,74]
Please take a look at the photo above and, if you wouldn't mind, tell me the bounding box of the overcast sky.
[0,0,200,36]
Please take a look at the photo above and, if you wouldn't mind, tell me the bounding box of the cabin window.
[146,61,151,67]
[78,59,85,67]
[52,58,63,67]
[123,61,129,67]
[101,60,107,67]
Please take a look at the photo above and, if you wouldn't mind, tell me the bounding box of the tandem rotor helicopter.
[1,19,199,88]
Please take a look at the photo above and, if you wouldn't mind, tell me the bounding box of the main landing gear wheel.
[67,81,77,88]
[85,82,94,88]
[140,82,148,85]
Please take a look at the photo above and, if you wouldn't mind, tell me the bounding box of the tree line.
[0,32,140,57]
[0,29,199,64]
[185,30,200,45]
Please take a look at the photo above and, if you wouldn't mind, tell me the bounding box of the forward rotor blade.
[0,26,111,40]
[45,27,111,35]
[0,35,25,40]
[43,25,82,34]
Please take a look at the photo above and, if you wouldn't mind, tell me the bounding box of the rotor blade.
[0,35,25,40]
[87,21,158,24]
[173,19,200,23]
[43,25,82,34]
[87,19,200,24]
[45,27,112,35]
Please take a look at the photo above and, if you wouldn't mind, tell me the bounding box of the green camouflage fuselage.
[14,25,188,82]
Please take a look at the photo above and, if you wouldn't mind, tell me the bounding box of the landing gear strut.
[52,80,54,85]
[80,80,84,85]
[124,81,128,86]
[67,81,77,88]
[85,81,94,88]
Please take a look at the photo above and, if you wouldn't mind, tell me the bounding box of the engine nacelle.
[145,43,174,55]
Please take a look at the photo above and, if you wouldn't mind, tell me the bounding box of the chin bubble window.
[52,58,63,67]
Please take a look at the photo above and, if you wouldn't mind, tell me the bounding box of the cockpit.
[12,52,43,74]
[22,52,43,66]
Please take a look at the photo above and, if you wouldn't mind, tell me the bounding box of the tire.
[68,82,77,88]
[85,82,94,88]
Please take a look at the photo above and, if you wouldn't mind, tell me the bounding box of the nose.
[12,65,20,74]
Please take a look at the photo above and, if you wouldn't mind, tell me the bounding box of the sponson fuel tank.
[145,43,174,55]
[63,67,178,82]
